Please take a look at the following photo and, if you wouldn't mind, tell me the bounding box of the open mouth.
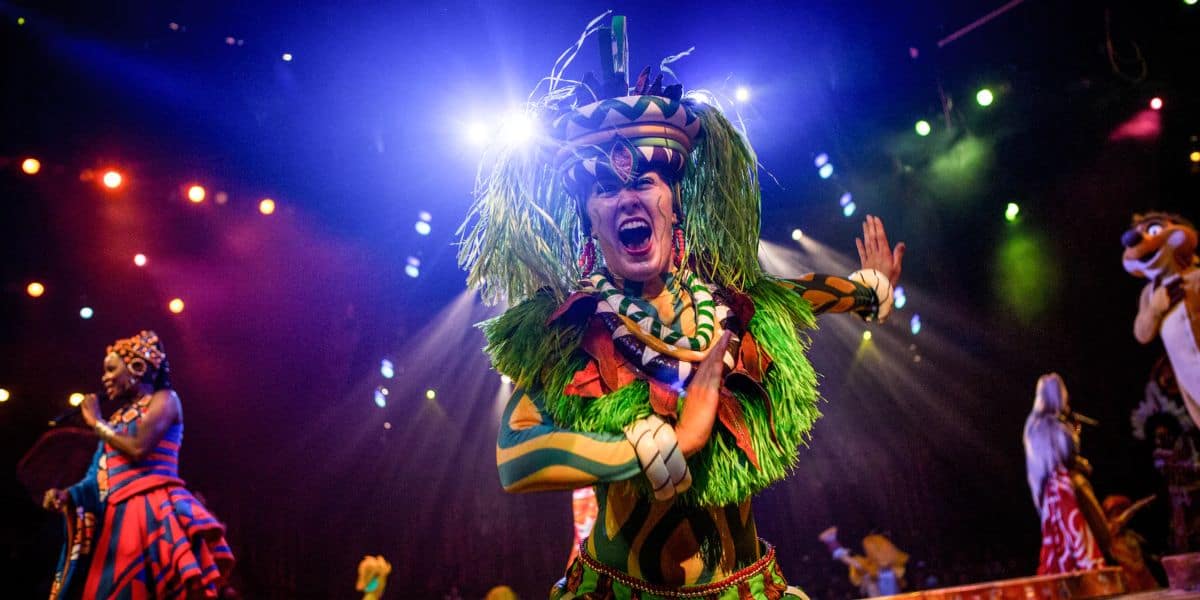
[617,218,653,254]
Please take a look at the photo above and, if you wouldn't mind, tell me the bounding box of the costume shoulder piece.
[479,290,589,392]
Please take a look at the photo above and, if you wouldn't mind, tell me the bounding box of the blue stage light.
[374,386,388,408]
[79,307,94,320]
[380,359,395,379]
[910,314,921,335]
[819,163,834,179]
[842,202,856,217]
[415,221,431,235]
[894,286,906,309]
[814,153,829,168]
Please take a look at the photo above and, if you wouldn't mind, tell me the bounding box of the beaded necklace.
[588,270,740,387]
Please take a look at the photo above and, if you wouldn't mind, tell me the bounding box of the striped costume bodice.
[97,395,185,504]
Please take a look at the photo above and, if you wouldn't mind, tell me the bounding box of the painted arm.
[497,387,644,493]
[782,215,905,320]
[497,333,726,496]
[82,390,180,462]
[777,275,882,318]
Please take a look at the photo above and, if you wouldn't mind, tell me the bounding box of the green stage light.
[915,120,931,136]
[976,88,994,107]
[1005,202,1020,222]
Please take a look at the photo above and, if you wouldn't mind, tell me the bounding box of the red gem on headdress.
[610,145,634,182]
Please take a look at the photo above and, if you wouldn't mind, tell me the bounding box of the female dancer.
[42,330,233,598]
[461,15,903,598]
[1023,373,1106,574]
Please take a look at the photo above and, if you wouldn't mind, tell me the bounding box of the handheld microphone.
[47,390,105,427]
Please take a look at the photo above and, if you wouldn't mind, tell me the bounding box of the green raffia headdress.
[458,14,763,305]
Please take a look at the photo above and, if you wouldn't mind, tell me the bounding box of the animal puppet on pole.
[1124,212,1200,429]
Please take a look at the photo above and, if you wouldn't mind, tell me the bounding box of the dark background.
[1,1,1198,598]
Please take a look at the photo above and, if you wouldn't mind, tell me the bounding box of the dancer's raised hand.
[676,331,731,457]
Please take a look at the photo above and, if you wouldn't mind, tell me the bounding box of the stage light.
[407,256,420,267]
[374,386,389,408]
[383,422,392,429]
[498,112,536,145]
[22,158,41,175]
[976,88,994,107]
[17,17,25,26]
[418,211,432,222]
[1190,151,1200,163]
[814,153,829,168]
[915,120,931,136]
[102,170,123,189]
[26,282,45,298]
[69,393,84,407]
[819,163,834,179]
[380,359,395,379]
[0,389,8,402]
[791,229,803,241]
[169,22,180,31]
[842,202,856,217]
[415,221,431,235]
[862,330,872,341]
[1187,0,1198,6]
[168,298,185,314]
[134,253,147,267]
[405,265,420,278]
[79,307,94,319]
[910,314,921,335]
[225,36,236,45]
[187,185,206,203]
[259,198,276,215]
[735,86,750,102]
[425,389,437,400]
[894,286,906,309]
[1005,202,1020,222]
[465,121,490,146]
[215,191,229,205]
[839,192,853,207]
[282,53,293,62]
[685,90,719,107]
[1150,97,1163,111]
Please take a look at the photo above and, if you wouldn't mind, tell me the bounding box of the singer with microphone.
[41,330,234,599]
[1022,373,1109,575]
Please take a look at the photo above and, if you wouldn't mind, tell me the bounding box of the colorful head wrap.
[459,14,763,304]
[107,330,167,370]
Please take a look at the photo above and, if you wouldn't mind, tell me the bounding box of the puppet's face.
[101,352,142,401]
[585,171,677,283]
[1122,213,1198,280]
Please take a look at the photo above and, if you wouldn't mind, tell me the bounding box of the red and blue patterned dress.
[50,394,234,599]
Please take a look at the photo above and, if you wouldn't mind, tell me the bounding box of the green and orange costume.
[461,15,894,599]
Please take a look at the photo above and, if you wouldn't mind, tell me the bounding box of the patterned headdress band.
[106,330,166,369]
[549,16,700,187]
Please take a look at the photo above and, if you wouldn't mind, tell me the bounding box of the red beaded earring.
[672,225,686,268]
[579,239,597,274]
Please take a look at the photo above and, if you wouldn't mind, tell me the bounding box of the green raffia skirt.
[551,540,808,600]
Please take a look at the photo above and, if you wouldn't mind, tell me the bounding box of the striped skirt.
[80,486,234,599]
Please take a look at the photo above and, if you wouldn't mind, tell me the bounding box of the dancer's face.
[584,171,677,283]
[101,353,141,401]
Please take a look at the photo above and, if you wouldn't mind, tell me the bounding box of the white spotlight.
[498,112,536,145]
[735,86,750,102]
[466,121,490,146]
